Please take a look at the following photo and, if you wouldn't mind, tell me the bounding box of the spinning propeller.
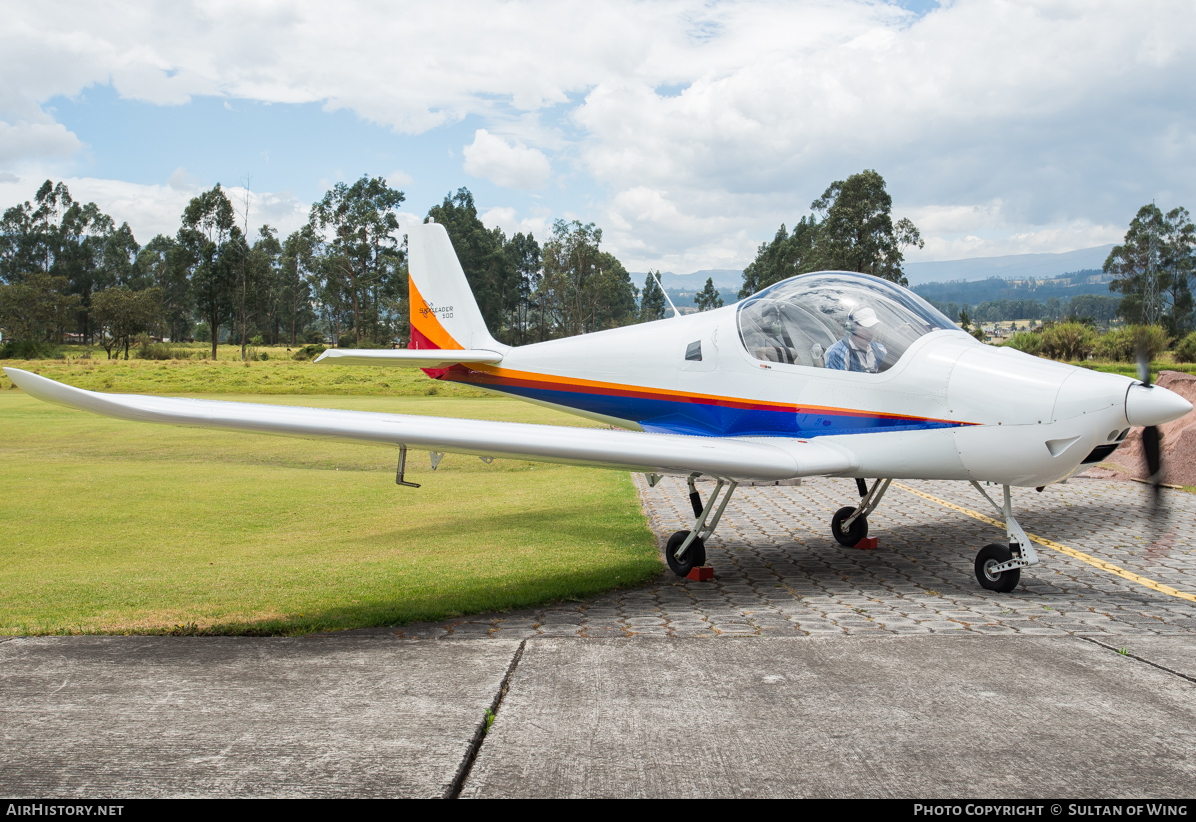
[1136,347,1167,513]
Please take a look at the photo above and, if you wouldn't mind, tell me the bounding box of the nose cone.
[1125,383,1193,427]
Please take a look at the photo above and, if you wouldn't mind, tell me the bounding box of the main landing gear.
[666,475,738,577]
[831,478,891,547]
[968,481,1039,593]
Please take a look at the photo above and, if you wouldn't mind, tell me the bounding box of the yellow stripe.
[892,482,1196,604]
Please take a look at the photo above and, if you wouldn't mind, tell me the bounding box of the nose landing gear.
[975,543,1021,592]
[968,481,1038,592]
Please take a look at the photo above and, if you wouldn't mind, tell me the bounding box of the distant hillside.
[637,244,1119,296]
[631,269,742,309]
[913,269,1116,305]
[903,245,1114,286]
[632,269,743,290]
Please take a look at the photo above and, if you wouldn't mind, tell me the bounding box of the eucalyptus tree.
[310,176,405,346]
[0,180,139,342]
[538,220,637,337]
[739,217,819,298]
[241,225,282,345]
[506,231,541,344]
[0,272,79,345]
[640,271,668,322]
[810,170,922,286]
[740,170,923,296]
[280,225,317,346]
[91,286,162,359]
[135,235,192,343]
[695,277,724,312]
[180,184,237,358]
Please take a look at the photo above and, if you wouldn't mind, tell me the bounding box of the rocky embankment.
[1083,371,1196,487]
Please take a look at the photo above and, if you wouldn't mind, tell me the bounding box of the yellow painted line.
[892,481,1196,604]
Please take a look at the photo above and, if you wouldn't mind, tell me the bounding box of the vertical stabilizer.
[407,222,504,352]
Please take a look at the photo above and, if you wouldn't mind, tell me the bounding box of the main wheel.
[831,506,868,547]
[975,543,1021,592]
[665,530,706,577]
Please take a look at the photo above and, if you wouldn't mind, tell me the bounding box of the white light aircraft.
[7,223,1191,592]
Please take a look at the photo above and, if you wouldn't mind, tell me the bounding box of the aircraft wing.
[313,348,502,367]
[4,368,855,481]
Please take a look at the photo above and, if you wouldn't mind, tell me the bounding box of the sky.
[1,0,1193,275]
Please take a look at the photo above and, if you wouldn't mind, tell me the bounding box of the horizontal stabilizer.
[3,368,856,482]
[314,349,502,367]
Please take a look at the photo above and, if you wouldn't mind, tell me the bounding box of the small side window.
[685,340,702,361]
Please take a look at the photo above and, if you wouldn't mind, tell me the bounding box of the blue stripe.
[456,381,962,438]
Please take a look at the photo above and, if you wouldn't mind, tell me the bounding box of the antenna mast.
[1144,208,1162,326]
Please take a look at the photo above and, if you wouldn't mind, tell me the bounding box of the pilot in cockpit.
[825,306,887,373]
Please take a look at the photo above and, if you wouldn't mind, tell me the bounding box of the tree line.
[0,180,668,359]
[7,168,1189,361]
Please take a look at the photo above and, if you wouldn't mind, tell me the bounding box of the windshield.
[737,271,957,373]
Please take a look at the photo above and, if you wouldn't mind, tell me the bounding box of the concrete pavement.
[0,637,519,798]
[2,477,1194,798]
[464,636,1196,798]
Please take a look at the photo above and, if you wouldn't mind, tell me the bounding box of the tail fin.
[407,222,502,352]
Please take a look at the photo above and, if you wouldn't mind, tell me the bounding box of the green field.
[0,353,488,397]
[0,388,662,636]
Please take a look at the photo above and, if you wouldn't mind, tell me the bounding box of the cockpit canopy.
[737,271,958,373]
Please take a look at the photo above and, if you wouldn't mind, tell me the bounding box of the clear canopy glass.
[736,271,958,373]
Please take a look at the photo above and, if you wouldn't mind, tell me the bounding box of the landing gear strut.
[666,475,737,577]
[831,478,891,547]
[969,482,1038,593]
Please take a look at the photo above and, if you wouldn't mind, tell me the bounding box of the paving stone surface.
[384,476,1196,640]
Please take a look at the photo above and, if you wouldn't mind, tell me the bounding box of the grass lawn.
[0,355,486,397]
[1067,359,1196,380]
[0,391,662,636]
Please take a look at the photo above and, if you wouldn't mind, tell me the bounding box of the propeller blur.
[6,223,1191,592]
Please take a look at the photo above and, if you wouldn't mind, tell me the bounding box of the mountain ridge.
[634,244,1118,292]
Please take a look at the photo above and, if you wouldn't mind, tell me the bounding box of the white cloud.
[386,169,414,188]
[0,119,82,165]
[0,169,309,243]
[463,129,550,190]
[167,166,193,190]
[479,205,549,239]
[1,1,1194,271]
[901,202,1125,261]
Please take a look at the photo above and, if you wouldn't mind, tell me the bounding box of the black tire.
[665,530,706,577]
[975,543,1021,593]
[831,506,868,547]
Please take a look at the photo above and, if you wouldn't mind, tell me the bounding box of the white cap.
[850,306,879,328]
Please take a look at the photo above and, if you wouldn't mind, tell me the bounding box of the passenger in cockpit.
[825,306,887,373]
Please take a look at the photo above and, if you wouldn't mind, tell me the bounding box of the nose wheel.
[975,543,1021,592]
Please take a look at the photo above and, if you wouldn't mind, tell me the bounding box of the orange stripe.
[409,278,463,350]
[457,363,968,424]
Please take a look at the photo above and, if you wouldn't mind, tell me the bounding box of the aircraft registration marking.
[893,482,1196,605]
